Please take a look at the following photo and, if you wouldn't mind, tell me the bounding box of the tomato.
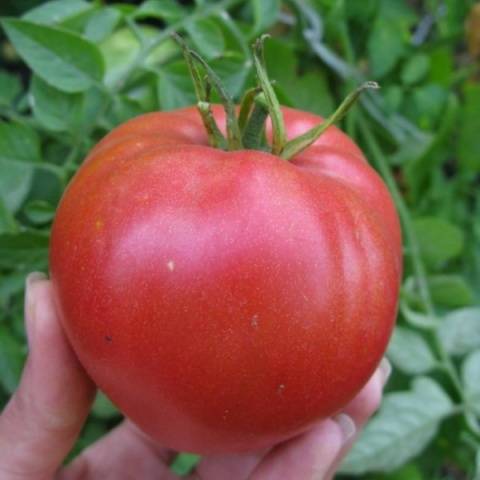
[50,105,402,454]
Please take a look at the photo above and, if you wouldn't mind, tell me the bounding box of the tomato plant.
[49,38,401,454]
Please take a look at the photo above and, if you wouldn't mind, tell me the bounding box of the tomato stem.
[242,93,269,149]
[174,33,374,159]
[238,86,261,132]
[173,33,228,148]
[280,82,380,160]
[252,35,287,155]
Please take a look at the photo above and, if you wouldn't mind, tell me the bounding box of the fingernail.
[26,271,47,289]
[25,272,47,346]
[379,357,392,387]
[333,413,356,443]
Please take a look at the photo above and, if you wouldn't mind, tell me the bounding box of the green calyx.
[172,34,379,161]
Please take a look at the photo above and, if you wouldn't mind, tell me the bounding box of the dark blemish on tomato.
[105,335,113,343]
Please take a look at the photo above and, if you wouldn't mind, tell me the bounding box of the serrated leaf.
[413,217,464,267]
[429,274,474,308]
[135,0,187,22]
[30,75,82,132]
[22,0,93,26]
[1,18,104,93]
[387,327,437,374]
[186,18,225,60]
[84,7,122,43]
[439,307,480,356]
[0,71,22,107]
[340,377,453,473]
[462,350,480,416]
[0,122,40,213]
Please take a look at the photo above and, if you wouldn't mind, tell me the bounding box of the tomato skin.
[50,106,402,454]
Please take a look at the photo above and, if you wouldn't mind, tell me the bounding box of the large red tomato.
[50,105,402,454]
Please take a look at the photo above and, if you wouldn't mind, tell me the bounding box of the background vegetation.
[0,0,479,478]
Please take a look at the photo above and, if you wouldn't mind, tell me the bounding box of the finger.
[0,273,95,480]
[324,358,392,479]
[192,448,268,480]
[248,416,355,480]
[60,420,177,480]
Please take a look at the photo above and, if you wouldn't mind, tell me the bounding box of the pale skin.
[0,273,392,480]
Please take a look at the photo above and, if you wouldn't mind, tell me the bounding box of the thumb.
[0,273,95,480]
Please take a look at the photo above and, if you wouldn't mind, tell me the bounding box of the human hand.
[0,273,391,480]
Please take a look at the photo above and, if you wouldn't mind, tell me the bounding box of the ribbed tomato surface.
[50,106,402,454]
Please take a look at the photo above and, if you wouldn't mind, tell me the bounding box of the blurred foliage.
[0,0,479,478]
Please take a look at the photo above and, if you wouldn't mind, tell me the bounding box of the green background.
[0,0,479,478]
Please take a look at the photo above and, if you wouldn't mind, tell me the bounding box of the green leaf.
[284,71,335,116]
[100,26,176,87]
[0,122,41,213]
[401,54,430,86]
[157,62,196,110]
[400,303,436,330]
[170,453,201,476]
[458,84,480,171]
[0,198,18,235]
[387,327,437,374]
[135,0,187,22]
[428,47,454,86]
[23,200,55,225]
[210,54,251,99]
[92,391,121,420]
[409,84,448,130]
[0,272,25,310]
[476,449,480,480]
[413,217,464,267]
[105,95,144,127]
[340,378,454,474]
[84,7,122,43]
[0,331,25,394]
[0,71,22,107]
[368,20,405,78]
[439,307,480,356]
[30,75,82,132]
[429,274,474,308]
[0,230,49,270]
[462,350,480,416]
[1,18,104,93]
[250,0,280,35]
[186,18,225,60]
[22,0,93,26]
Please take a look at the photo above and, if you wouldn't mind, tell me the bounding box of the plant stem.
[281,82,379,160]
[242,93,269,149]
[252,35,286,155]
